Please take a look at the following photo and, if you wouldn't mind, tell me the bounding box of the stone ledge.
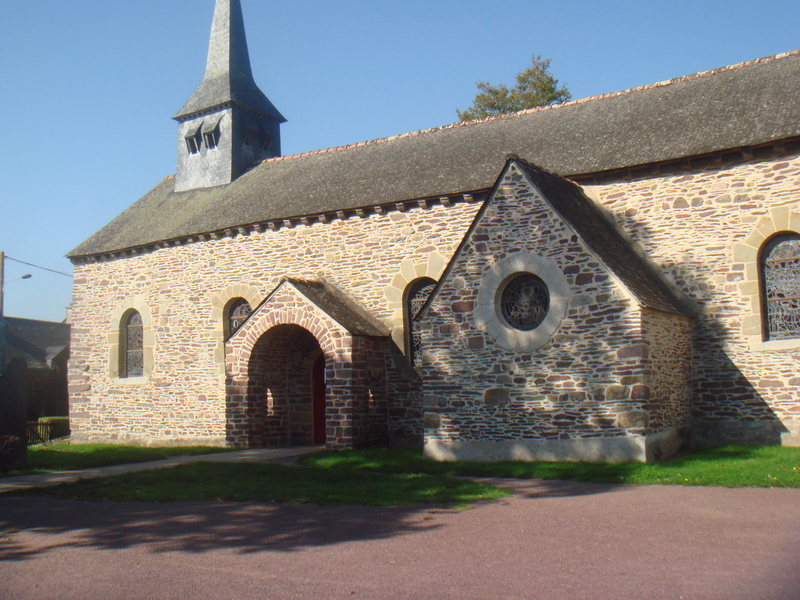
[424,437,648,463]
[70,434,227,447]
[691,418,785,448]
[748,338,800,352]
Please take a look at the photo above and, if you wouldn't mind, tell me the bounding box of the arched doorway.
[243,324,326,447]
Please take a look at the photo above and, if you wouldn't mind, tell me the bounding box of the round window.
[500,273,550,331]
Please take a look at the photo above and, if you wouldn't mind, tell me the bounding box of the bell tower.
[173,0,285,192]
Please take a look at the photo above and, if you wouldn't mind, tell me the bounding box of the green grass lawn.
[16,461,508,506]
[6,444,799,506]
[2,443,232,477]
[301,445,800,488]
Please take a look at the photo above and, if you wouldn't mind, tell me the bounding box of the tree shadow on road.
[0,495,445,561]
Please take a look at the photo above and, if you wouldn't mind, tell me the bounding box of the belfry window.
[761,233,800,340]
[122,310,143,377]
[203,118,221,150]
[185,124,203,154]
[405,277,436,366]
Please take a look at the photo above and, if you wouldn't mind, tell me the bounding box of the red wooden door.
[312,354,326,444]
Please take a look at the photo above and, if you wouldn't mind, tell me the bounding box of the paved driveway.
[2,479,799,599]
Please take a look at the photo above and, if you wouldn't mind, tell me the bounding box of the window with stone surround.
[474,252,571,353]
[760,233,800,340]
[121,310,143,378]
[108,299,153,381]
[225,297,253,338]
[733,209,800,350]
[405,277,436,365]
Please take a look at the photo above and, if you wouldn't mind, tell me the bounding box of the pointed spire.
[174,0,285,123]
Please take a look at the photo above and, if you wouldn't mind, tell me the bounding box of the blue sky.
[1,0,798,322]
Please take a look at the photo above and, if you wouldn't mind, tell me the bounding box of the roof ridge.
[262,49,800,167]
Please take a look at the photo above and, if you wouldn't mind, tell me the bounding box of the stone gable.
[421,163,692,462]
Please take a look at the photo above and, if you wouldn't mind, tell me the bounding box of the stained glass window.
[762,234,800,340]
[124,311,143,377]
[406,278,436,366]
[500,273,549,331]
[227,298,252,337]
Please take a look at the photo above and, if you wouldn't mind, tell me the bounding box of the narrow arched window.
[225,298,252,338]
[404,277,436,366]
[761,233,800,340]
[122,310,143,378]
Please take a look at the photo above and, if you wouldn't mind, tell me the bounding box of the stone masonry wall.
[641,308,693,433]
[69,201,480,445]
[423,165,660,445]
[588,152,800,445]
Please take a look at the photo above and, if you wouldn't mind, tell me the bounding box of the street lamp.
[0,252,32,318]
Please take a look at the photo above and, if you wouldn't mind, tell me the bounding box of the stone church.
[67,0,800,462]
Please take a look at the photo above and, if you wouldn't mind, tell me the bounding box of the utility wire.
[5,255,72,278]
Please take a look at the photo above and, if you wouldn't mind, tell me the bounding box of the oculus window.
[500,273,549,331]
[474,252,571,353]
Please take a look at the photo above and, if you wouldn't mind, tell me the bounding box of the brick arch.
[244,324,325,447]
[224,282,366,448]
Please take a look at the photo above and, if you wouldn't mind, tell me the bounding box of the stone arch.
[108,296,154,381]
[224,281,384,449]
[384,251,447,353]
[245,324,325,447]
[404,276,437,365]
[733,206,800,349]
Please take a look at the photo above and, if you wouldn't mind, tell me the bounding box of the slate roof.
[280,279,389,337]
[1,317,70,370]
[513,159,692,315]
[175,0,285,123]
[70,51,800,258]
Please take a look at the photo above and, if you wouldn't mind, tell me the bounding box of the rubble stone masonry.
[69,201,479,445]
[589,152,800,446]
[421,165,690,462]
[68,150,800,454]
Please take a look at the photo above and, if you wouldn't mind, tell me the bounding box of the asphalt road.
[2,479,799,599]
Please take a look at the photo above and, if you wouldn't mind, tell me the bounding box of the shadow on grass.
[301,445,800,489]
[2,444,234,477]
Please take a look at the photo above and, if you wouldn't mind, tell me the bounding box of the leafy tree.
[457,55,571,122]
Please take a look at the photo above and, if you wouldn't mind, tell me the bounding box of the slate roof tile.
[69,51,800,258]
